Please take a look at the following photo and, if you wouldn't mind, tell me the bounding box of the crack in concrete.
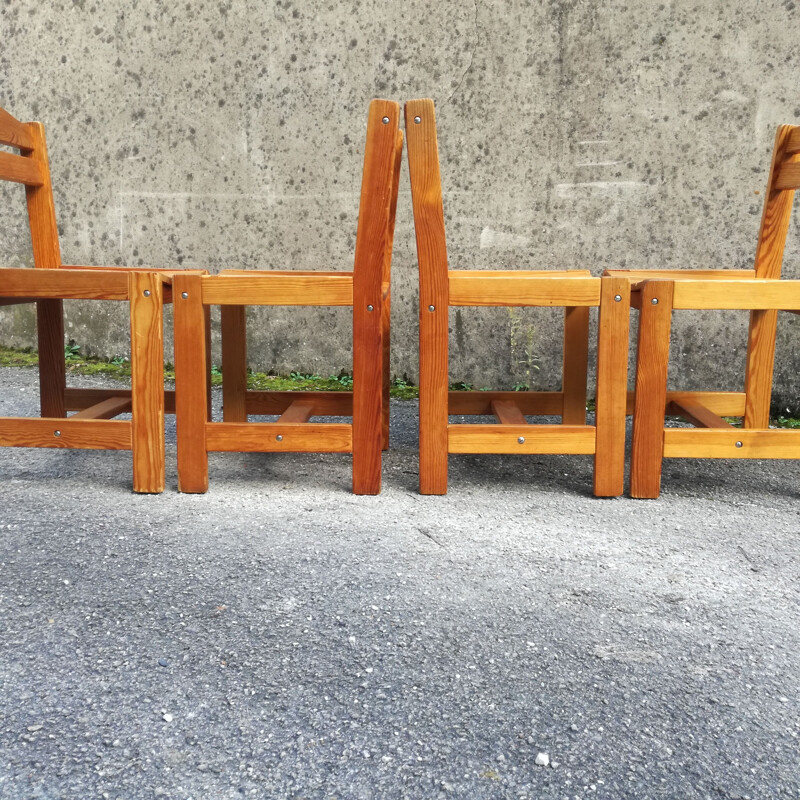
[443,0,480,106]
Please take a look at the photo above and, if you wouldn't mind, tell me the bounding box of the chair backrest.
[754,125,800,279]
[0,106,61,270]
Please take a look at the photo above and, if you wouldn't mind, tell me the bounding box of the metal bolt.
[414,116,421,124]
[181,292,188,299]
[382,116,390,124]
[651,297,658,305]
[143,290,151,297]
[614,294,622,302]
[276,434,283,442]
[54,430,61,437]
[517,436,525,444]
[735,441,743,448]
[367,304,374,312]
[428,305,435,312]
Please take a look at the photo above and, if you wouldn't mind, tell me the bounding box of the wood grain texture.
[669,399,733,429]
[24,123,61,270]
[221,304,248,422]
[173,273,209,493]
[201,274,353,306]
[448,273,600,307]
[352,99,399,494]
[129,272,165,493]
[36,299,66,418]
[0,107,35,149]
[561,306,590,425]
[0,151,43,185]
[604,269,756,281]
[671,279,800,309]
[448,425,595,454]
[277,400,315,423]
[630,280,674,499]
[64,388,177,415]
[773,162,800,191]
[449,390,564,416]
[243,391,353,416]
[786,127,800,154]
[0,268,129,299]
[71,396,132,420]
[490,399,528,425]
[593,276,630,497]
[0,418,131,449]
[663,428,800,458]
[206,423,352,453]
[663,391,745,417]
[405,99,450,494]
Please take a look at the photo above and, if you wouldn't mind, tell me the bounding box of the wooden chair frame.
[173,99,402,495]
[405,99,630,496]
[0,106,186,492]
[631,279,800,497]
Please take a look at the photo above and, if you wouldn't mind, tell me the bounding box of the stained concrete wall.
[2,1,800,405]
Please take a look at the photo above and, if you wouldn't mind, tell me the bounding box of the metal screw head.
[367,304,374,312]
[735,440,743,448]
[181,292,188,299]
[614,294,622,302]
[143,290,151,297]
[54,430,61,437]
[517,436,525,444]
[651,297,659,305]
[414,116,421,124]
[428,305,435,312]
[382,116,390,124]
[276,434,283,442]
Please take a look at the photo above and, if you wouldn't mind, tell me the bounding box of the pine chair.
[173,99,402,495]
[404,99,630,496]
[0,106,176,493]
[625,125,800,497]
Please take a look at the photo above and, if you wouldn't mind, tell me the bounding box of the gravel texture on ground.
[1,367,799,799]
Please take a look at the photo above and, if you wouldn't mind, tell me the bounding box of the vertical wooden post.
[129,272,165,493]
[174,273,209,493]
[630,280,673,499]
[562,306,590,425]
[593,276,630,497]
[221,305,248,422]
[352,101,398,494]
[405,99,450,495]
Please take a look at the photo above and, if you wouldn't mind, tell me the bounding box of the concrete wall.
[2,0,800,405]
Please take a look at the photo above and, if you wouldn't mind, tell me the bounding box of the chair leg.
[630,281,673,499]
[221,304,248,422]
[593,277,630,497]
[743,308,778,429]
[381,285,391,451]
[174,274,209,493]
[36,299,66,418]
[129,273,165,493]
[562,306,590,425]
[419,301,449,494]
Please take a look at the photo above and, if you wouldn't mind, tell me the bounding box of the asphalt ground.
[1,366,799,799]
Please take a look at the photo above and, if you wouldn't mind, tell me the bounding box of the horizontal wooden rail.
[605,268,756,281]
[664,428,800,459]
[201,274,353,306]
[670,399,733,429]
[71,397,133,420]
[0,268,130,300]
[0,418,131,449]
[774,162,800,191]
[0,108,34,150]
[670,279,800,310]
[64,388,177,415]
[449,273,600,307]
[449,390,563,416]
[206,422,352,452]
[243,391,353,417]
[448,424,596,454]
[0,151,42,185]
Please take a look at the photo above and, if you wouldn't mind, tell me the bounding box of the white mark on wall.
[555,181,654,199]
[717,89,749,105]
[577,140,611,146]
[117,191,357,202]
[479,227,531,249]
[574,161,622,167]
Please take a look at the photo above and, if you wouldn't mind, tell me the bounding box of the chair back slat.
[773,162,800,191]
[0,107,34,150]
[0,151,43,185]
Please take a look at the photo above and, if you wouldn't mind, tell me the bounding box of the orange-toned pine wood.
[201,274,353,306]
[0,107,35,149]
[205,423,352,453]
[630,280,674,499]
[352,100,399,494]
[0,418,131,450]
[405,99,449,494]
[663,391,746,417]
[71,396,132,420]
[773,162,800,191]
[449,390,564,416]
[671,279,800,310]
[36,299,66,418]
[448,273,600,307]
[448,424,596,454]
[786,127,800,154]
[0,151,43,185]
[219,269,353,277]
[561,306,590,425]
[64,388,177,415]
[243,391,353,417]
[490,399,528,425]
[669,399,733,429]
[221,304,248,422]
[663,428,800,458]
[277,400,315,423]
[604,268,756,281]
[129,272,164,493]
[24,123,61,271]
[173,273,209,493]
[0,268,130,299]
[593,276,630,497]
